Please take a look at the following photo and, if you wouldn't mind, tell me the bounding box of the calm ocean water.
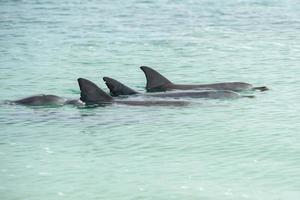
[1,0,300,199]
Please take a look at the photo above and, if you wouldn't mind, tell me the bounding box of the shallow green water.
[1,0,300,199]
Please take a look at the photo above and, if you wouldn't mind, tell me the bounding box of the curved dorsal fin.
[140,66,172,91]
[77,78,112,104]
[103,77,139,96]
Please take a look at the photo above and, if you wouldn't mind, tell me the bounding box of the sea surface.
[1,0,300,199]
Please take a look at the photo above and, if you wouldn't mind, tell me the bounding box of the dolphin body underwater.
[9,81,185,107]
[9,79,186,107]
[78,78,187,106]
[103,77,254,99]
[140,66,269,92]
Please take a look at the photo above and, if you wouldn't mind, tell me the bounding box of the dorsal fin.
[103,77,139,96]
[77,78,112,105]
[140,66,172,91]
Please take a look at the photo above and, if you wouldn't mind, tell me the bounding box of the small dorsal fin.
[103,77,139,96]
[77,78,112,105]
[140,66,172,91]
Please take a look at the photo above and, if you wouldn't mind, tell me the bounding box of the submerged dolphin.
[103,77,254,99]
[78,78,187,106]
[140,66,268,92]
[10,95,82,106]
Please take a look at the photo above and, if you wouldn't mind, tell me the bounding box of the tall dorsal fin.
[140,66,172,91]
[77,78,112,105]
[103,77,139,96]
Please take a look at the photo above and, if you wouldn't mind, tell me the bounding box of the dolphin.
[78,78,188,106]
[103,77,254,99]
[140,66,269,92]
[10,95,83,106]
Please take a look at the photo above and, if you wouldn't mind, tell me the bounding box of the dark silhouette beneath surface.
[78,78,188,106]
[140,66,268,92]
[103,77,255,99]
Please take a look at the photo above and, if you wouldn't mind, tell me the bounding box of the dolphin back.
[77,78,113,105]
[13,95,66,106]
[103,77,139,96]
[140,66,172,91]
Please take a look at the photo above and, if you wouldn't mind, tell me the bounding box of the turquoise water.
[1,0,300,199]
